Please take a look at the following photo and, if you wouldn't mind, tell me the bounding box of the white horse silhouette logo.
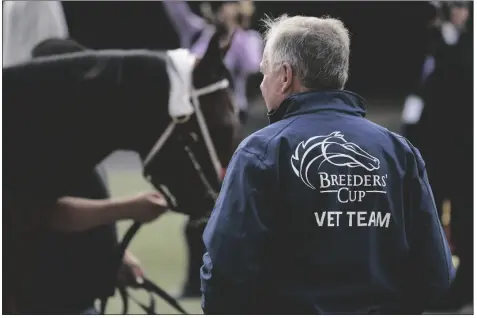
[291,131,380,189]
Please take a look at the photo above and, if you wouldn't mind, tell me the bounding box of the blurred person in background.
[162,0,263,298]
[400,1,473,311]
[162,0,263,125]
[3,1,168,313]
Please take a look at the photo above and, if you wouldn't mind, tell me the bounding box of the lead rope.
[100,220,189,315]
[183,145,219,201]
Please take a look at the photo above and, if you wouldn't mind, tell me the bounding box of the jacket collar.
[268,90,368,124]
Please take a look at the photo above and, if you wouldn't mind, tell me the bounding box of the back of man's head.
[262,15,350,90]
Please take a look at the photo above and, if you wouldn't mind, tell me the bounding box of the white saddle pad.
[166,49,197,119]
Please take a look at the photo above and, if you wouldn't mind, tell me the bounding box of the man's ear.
[280,62,294,94]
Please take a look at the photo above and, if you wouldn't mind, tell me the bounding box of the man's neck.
[288,81,311,96]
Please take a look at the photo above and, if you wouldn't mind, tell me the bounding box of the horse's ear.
[201,28,235,64]
[219,28,237,59]
[201,30,222,64]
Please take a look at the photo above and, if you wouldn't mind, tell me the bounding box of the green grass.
[105,170,203,314]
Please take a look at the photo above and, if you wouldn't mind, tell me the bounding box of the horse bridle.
[100,75,231,315]
[142,77,229,205]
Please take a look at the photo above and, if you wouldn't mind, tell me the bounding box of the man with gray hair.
[200,14,454,314]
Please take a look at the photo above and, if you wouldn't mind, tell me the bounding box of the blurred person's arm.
[396,147,455,313]
[3,0,68,67]
[49,192,168,232]
[236,1,262,74]
[201,149,275,314]
[401,54,435,125]
[239,29,263,74]
[227,30,263,112]
[401,27,440,125]
[162,1,207,48]
[419,55,436,85]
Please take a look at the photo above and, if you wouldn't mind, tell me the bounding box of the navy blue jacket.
[200,90,455,314]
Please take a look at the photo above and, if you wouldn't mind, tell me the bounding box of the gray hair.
[262,14,350,90]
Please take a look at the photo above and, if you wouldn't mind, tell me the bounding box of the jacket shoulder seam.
[259,116,301,162]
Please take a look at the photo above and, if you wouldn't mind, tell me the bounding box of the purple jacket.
[163,1,263,111]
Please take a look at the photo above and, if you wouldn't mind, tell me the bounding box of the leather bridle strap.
[142,78,229,173]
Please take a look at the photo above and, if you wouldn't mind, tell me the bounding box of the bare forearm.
[49,196,135,232]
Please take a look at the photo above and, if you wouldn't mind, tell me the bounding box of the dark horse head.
[3,31,240,307]
[138,31,241,218]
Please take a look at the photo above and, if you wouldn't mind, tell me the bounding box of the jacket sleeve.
[401,147,455,313]
[200,148,275,314]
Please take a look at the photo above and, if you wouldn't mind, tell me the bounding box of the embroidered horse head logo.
[290,131,380,189]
